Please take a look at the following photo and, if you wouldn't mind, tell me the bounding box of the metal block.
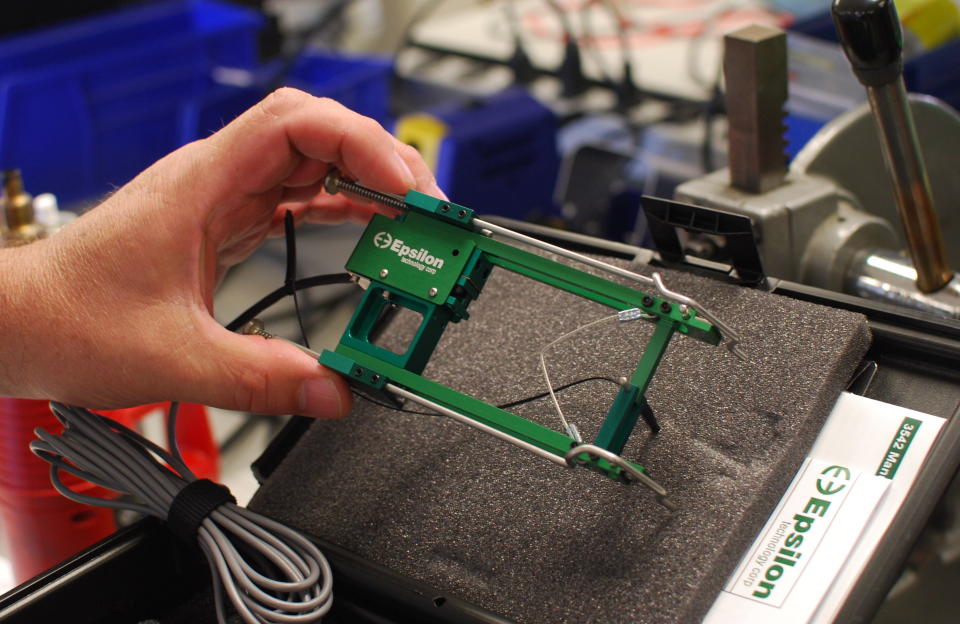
[724,24,789,194]
[676,170,840,282]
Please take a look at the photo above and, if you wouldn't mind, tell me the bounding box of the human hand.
[0,88,443,418]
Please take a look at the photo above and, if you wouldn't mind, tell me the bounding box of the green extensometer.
[319,172,742,508]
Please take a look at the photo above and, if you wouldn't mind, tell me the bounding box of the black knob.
[831,0,903,87]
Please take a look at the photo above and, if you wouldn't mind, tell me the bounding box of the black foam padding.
[249,259,870,624]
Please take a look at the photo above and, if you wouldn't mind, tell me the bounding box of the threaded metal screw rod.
[241,319,322,359]
[323,171,407,211]
[241,319,272,339]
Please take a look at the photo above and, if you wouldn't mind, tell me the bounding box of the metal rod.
[832,0,952,293]
[473,218,655,286]
[865,81,951,292]
[476,219,745,357]
[322,171,742,352]
[651,273,744,359]
[565,444,669,499]
[385,383,569,467]
[848,248,960,319]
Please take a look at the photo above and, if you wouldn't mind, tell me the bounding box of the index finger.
[206,88,416,199]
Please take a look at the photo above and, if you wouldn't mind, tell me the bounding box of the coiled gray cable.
[29,402,332,624]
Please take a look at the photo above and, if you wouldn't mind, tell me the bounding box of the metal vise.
[671,2,960,318]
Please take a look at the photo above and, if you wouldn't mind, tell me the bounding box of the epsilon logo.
[373,231,393,249]
[372,231,446,272]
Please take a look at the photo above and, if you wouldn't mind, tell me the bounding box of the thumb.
[182,325,352,418]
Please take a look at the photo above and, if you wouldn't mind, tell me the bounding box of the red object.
[0,398,116,582]
[100,401,220,482]
[0,398,219,583]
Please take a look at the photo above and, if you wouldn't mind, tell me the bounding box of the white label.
[705,393,942,624]
[727,459,858,607]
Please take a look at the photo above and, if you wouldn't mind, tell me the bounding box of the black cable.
[256,296,348,340]
[224,273,353,333]
[504,1,538,84]
[580,0,616,87]
[165,401,184,468]
[701,83,724,173]
[352,376,620,417]
[497,376,618,409]
[265,0,353,92]
[396,0,446,56]
[219,200,363,462]
[601,0,641,110]
[283,210,310,349]
[388,0,447,115]
[545,0,589,97]
[220,219,356,458]
[258,295,339,324]
[544,0,575,41]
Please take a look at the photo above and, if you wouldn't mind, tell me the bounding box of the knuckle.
[396,141,420,160]
[258,87,307,118]
[358,114,385,134]
[312,97,350,121]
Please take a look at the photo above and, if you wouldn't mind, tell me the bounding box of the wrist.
[0,242,57,399]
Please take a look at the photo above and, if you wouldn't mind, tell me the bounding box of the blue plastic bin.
[285,51,394,126]
[423,88,559,219]
[0,0,264,205]
[784,12,960,159]
[791,11,960,109]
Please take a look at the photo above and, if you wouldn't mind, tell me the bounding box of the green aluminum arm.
[317,174,735,505]
[323,344,646,484]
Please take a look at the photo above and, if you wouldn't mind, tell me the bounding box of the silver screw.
[679,304,690,319]
[242,319,273,339]
[240,318,322,359]
[618,376,630,387]
[428,287,438,297]
[379,268,389,278]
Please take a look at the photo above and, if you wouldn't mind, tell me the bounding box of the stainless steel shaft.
[865,80,951,292]
[832,0,952,293]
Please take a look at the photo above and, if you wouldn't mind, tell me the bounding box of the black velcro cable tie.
[167,479,236,545]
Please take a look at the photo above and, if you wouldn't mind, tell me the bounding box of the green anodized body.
[320,185,723,502]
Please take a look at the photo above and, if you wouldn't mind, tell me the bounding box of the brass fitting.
[2,170,41,246]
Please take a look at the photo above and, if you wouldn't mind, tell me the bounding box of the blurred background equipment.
[395,88,560,220]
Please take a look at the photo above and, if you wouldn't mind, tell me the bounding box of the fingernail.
[298,377,344,418]
[393,151,416,189]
